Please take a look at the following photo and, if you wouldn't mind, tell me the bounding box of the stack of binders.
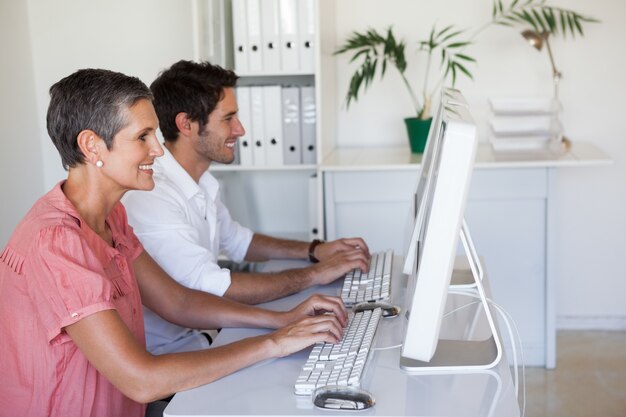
[232,0,315,74]
[235,84,316,166]
[488,97,563,152]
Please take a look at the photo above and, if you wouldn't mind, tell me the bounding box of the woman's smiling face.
[98,98,163,193]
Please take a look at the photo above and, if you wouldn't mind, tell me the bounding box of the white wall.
[333,0,626,328]
[25,0,197,191]
[0,0,44,246]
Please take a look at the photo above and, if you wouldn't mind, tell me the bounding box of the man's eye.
[138,134,147,141]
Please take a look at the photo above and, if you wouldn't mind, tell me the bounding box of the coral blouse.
[0,182,146,417]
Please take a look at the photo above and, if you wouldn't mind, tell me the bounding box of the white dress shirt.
[123,147,253,354]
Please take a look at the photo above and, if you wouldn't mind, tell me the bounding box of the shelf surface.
[211,163,317,172]
[321,142,612,171]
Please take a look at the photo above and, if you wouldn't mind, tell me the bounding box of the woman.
[0,68,347,417]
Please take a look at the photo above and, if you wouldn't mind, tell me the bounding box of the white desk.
[321,142,611,368]
[165,258,520,417]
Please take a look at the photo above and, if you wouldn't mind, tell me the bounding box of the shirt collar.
[154,146,202,201]
[44,181,134,256]
[155,146,220,202]
[44,181,82,220]
[198,169,220,202]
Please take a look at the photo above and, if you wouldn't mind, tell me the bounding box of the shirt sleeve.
[216,197,254,263]
[123,184,233,297]
[26,226,116,344]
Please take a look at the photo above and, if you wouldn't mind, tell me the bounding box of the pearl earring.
[96,160,104,168]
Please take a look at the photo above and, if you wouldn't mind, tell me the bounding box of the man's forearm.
[244,234,309,262]
[228,246,369,305]
[225,269,315,304]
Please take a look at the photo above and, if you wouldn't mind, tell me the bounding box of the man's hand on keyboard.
[314,238,371,262]
[308,249,370,286]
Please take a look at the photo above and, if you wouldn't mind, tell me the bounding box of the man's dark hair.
[150,60,239,141]
[46,68,152,170]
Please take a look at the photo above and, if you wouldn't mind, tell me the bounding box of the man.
[123,60,370,354]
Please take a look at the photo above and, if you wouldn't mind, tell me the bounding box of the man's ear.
[76,130,102,165]
[174,112,193,136]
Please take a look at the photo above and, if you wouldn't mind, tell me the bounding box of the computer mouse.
[353,301,401,318]
[312,386,375,410]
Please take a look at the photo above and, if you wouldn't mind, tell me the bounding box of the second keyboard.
[341,249,393,306]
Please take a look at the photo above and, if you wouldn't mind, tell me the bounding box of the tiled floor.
[523,331,626,417]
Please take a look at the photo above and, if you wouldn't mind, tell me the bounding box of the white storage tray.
[489,97,561,115]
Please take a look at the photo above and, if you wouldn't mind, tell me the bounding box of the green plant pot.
[404,117,433,154]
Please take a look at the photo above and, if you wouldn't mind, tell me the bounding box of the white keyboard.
[294,307,382,395]
[341,250,393,306]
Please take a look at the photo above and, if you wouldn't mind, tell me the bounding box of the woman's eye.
[138,134,147,142]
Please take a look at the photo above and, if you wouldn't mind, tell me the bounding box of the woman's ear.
[76,130,102,166]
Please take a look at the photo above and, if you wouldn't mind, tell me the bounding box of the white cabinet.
[323,169,417,252]
[203,0,337,240]
[466,169,548,367]
[324,165,549,366]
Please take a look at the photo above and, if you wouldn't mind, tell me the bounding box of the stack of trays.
[488,97,562,152]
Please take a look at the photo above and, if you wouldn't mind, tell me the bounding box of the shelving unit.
[194,0,337,241]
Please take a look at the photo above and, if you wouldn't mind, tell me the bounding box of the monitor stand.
[400,219,503,373]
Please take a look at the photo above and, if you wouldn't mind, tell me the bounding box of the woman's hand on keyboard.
[315,238,371,261]
[267,311,347,358]
[283,293,348,326]
[308,249,370,285]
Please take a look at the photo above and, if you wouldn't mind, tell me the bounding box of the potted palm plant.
[334,0,597,153]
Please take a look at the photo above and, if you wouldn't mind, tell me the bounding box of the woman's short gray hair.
[46,68,153,169]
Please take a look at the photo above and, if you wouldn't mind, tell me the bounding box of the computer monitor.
[399,88,502,373]
[402,90,446,276]
[402,88,469,276]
